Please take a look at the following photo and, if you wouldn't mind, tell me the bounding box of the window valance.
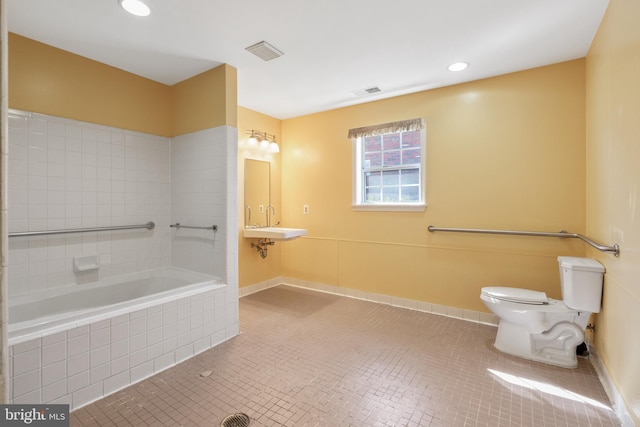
[347,118,425,139]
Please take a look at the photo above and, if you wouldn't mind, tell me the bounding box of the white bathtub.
[9,267,224,345]
[9,267,236,409]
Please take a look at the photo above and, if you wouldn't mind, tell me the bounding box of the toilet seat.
[481,287,548,305]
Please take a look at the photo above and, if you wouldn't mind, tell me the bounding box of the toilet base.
[494,320,584,368]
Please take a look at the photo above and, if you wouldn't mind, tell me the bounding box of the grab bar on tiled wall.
[8,221,156,237]
[170,223,218,232]
[427,225,620,257]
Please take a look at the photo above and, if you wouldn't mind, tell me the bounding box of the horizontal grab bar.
[170,223,218,232]
[9,221,155,237]
[427,225,620,257]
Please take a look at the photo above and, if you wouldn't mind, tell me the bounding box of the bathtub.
[9,267,237,409]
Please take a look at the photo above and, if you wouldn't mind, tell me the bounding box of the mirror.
[244,159,270,227]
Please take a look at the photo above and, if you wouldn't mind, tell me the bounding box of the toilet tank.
[558,256,605,313]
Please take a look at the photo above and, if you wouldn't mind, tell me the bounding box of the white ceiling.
[8,0,609,120]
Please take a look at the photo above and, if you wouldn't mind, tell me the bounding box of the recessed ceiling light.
[119,0,151,17]
[448,62,469,72]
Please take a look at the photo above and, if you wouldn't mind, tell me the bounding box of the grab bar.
[8,221,156,238]
[427,225,620,257]
[170,223,218,232]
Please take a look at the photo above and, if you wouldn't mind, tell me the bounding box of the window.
[349,118,426,211]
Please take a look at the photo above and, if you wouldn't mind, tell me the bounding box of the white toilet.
[480,256,605,368]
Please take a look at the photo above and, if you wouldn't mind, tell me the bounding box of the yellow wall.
[9,33,172,136]
[280,60,587,312]
[237,106,283,287]
[8,33,236,137]
[171,64,237,134]
[586,0,640,423]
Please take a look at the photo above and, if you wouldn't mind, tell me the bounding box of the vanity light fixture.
[248,130,259,147]
[119,0,151,17]
[448,62,469,72]
[246,130,280,153]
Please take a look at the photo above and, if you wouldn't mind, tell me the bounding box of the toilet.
[480,256,605,368]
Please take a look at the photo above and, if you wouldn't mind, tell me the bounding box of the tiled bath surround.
[6,110,240,408]
[7,110,173,296]
[9,286,229,409]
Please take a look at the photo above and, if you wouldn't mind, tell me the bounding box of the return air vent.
[353,86,383,97]
[245,41,284,61]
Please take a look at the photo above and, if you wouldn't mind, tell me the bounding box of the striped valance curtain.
[347,118,425,139]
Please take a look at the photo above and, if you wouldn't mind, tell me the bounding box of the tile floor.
[70,285,621,426]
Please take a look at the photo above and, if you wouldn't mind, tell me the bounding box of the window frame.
[352,125,426,212]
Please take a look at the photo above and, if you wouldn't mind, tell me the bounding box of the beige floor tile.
[70,285,621,426]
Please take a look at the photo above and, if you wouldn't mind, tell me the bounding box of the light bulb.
[269,141,280,153]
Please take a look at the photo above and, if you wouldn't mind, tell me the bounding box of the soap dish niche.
[73,255,100,273]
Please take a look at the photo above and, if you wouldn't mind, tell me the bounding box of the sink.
[243,227,308,241]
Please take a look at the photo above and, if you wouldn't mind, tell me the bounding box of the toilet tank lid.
[481,287,548,304]
[557,256,605,273]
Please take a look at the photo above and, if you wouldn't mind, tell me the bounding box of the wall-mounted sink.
[243,227,308,241]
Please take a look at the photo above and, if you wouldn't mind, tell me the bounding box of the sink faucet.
[267,205,276,227]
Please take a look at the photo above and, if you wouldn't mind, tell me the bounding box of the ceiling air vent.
[353,86,383,97]
[245,41,284,61]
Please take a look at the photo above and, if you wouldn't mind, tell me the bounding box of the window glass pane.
[382,170,399,185]
[402,148,421,165]
[383,150,401,167]
[383,133,400,150]
[365,171,381,186]
[364,135,381,152]
[364,152,382,168]
[402,131,421,148]
[400,186,419,202]
[382,187,399,202]
[401,168,419,185]
[365,187,381,202]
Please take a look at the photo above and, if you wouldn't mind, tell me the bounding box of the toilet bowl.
[481,256,604,368]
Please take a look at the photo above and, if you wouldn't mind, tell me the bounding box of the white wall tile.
[42,360,66,387]
[67,334,89,357]
[8,112,173,296]
[110,355,129,375]
[90,363,110,384]
[67,370,89,394]
[67,353,89,377]
[90,329,110,349]
[153,353,174,373]
[42,341,66,366]
[103,371,130,396]
[130,361,153,384]
[72,382,103,410]
[90,346,110,368]
[13,369,41,397]
[42,379,67,403]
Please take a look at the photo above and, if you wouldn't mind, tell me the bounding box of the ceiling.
[8,0,609,120]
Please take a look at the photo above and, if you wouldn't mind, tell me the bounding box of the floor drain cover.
[220,412,250,427]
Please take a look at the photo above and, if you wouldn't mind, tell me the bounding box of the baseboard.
[240,276,499,327]
[238,277,283,297]
[589,346,635,427]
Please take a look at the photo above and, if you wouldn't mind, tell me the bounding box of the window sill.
[352,203,426,212]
